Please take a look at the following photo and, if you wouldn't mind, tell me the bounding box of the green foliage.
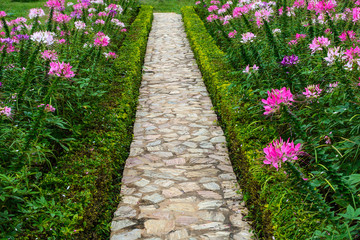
[182,4,360,240]
[0,5,153,239]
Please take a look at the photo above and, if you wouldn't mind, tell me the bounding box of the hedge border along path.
[50,6,154,238]
[181,6,274,239]
[110,12,253,240]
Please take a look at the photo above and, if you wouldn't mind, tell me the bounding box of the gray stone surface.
[110,13,253,240]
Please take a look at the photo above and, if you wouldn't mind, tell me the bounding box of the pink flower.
[41,50,58,61]
[309,36,331,54]
[94,32,110,47]
[104,52,117,59]
[98,11,107,17]
[353,7,360,22]
[295,33,306,39]
[312,0,337,15]
[288,39,298,45]
[303,84,322,98]
[45,0,65,11]
[324,135,331,144]
[232,6,249,18]
[329,82,339,88]
[208,5,219,12]
[262,87,294,115]
[95,19,105,25]
[0,11,7,18]
[206,14,219,22]
[293,0,306,8]
[195,1,201,5]
[58,39,66,44]
[279,7,284,15]
[241,32,256,43]
[38,104,56,112]
[54,12,71,23]
[263,137,302,170]
[49,61,75,78]
[0,106,11,117]
[228,30,237,38]
[338,30,356,42]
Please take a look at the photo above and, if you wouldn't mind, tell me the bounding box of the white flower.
[74,21,86,30]
[67,2,74,6]
[88,8,97,13]
[28,8,45,19]
[111,19,125,27]
[91,0,104,4]
[30,31,56,45]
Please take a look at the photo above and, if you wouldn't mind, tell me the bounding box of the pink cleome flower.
[41,50,58,61]
[208,5,219,12]
[303,84,322,98]
[312,0,337,15]
[263,137,302,170]
[0,106,11,117]
[94,32,110,47]
[241,32,256,43]
[228,30,237,38]
[37,104,56,112]
[104,52,117,59]
[338,30,356,42]
[261,87,294,115]
[49,61,75,78]
[206,14,219,22]
[232,6,249,18]
[45,0,65,10]
[0,11,7,18]
[309,36,331,54]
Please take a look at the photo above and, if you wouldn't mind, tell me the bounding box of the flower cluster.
[228,30,237,38]
[30,31,56,45]
[240,32,256,43]
[0,106,11,117]
[49,62,75,78]
[309,36,331,54]
[41,50,58,61]
[37,104,56,112]
[281,55,299,66]
[303,84,323,98]
[262,87,294,115]
[263,138,302,170]
[29,8,45,19]
[94,32,110,47]
[104,52,117,59]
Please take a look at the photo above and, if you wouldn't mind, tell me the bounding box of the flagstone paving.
[110,13,253,240]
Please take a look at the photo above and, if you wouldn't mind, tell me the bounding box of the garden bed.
[0,2,153,239]
[182,2,360,239]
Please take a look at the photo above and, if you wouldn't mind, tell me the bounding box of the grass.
[0,0,47,18]
[0,0,194,16]
[140,0,194,13]
[0,0,76,18]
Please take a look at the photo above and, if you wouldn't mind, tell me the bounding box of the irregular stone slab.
[145,220,175,235]
[110,13,252,240]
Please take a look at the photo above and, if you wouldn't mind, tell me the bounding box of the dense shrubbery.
[183,0,360,238]
[0,0,153,238]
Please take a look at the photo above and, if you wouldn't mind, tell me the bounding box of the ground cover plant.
[188,0,360,239]
[0,0,153,239]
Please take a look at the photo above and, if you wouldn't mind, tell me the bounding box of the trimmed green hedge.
[181,6,274,239]
[6,6,153,239]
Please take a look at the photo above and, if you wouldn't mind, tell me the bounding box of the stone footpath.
[110,13,253,240]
